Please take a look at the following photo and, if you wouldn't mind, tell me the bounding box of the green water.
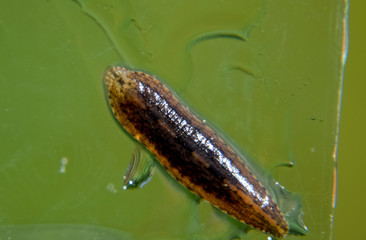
[0,0,347,239]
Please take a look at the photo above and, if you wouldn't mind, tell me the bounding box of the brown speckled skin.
[104,66,289,238]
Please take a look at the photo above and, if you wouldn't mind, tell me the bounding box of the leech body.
[104,66,289,238]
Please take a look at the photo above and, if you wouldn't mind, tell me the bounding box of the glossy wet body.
[104,66,289,238]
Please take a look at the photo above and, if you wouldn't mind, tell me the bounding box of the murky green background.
[0,0,349,239]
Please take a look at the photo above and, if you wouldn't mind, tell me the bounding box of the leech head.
[105,66,130,87]
[104,67,139,99]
